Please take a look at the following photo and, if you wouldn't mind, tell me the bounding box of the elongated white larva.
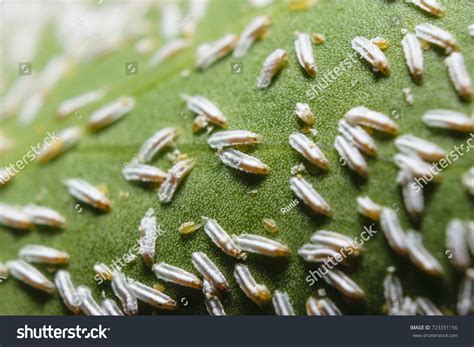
[57,87,107,119]
[257,48,288,89]
[406,230,444,276]
[446,219,470,271]
[323,269,365,300]
[37,126,84,163]
[158,159,195,203]
[64,178,112,212]
[181,94,228,128]
[345,106,399,135]
[192,252,230,292]
[457,269,474,315]
[338,119,377,157]
[400,297,418,315]
[75,285,105,316]
[0,203,34,230]
[395,134,446,162]
[401,32,424,82]
[234,264,272,306]
[356,196,382,221]
[445,52,473,101]
[422,110,474,133]
[101,298,124,316]
[204,218,247,259]
[233,234,291,257]
[310,230,363,256]
[203,279,226,316]
[295,102,314,126]
[137,128,181,163]
[352,36,390,76]
[416,297,443,316]
[380,208,407,256]
[6,259,55,293]
[122,164,168,184]
[138,208,158,267]
[468,222,474,255]
[233,16,271,58]
[218,149,271,174]
[19,245,69,265]
[383,266,403,315]
[397,171,424,221]
[94,263,114,282]
[55,270,81,314]
[289,177,332,217]
[207,130,261,149]
[22,204,66,229]
[273,290,295,316]
[306,293,342,316]
[409,0,444,16]
[463,168,474,195]
[289,133,329,170]
[470,24,474,37]
[415,23,458,53]
[149,39,190,68]
[152,262,202,289]
[298,244,341,263]
[0,167,14,187]
[128,280,177,310]
[87,96,135,131]
[394,153,437,179]
[295,32,317,77]
[111,271,138,315]
[334,135,369,178]
[196,34,238,70]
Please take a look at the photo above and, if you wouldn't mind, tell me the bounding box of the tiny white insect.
[306,293,342,316]
[19,245,69,265]
[137,128,181,163]
[101,298,124,316]
[257,48,288,89]
[289,133,330,170]
[446,219,470,272]
[467,221,474,256]
[352,36,390,76]
[422,110,474,133]
[272,290,295,316]
[415,23,458,53]
[408,0,444,16]
[294,102,314,126]
[22,204,66,229]
[323,269,365,300]
[218,149,271,174]
[406,230,444,277]
[233,16,272,58]
[192,252,230,292]
[399,297,418,315]
[138,208,158,267]
[445,52,473,101]
[202,279,226,316]
[298,244,342,263]
[233,234,291,257]
[158,159,195,203]
[402,87,414,105]
[128,280,177,310]
[310,230,363,256]
[397,170,424,221]
[469,24,474,38]
[196,34,238,70]
[338,119,377,157]
[36,126,84,163]
[289,177,332,217]
[94,263,114,282]
[6,259,55,293]
[401,32,424,82]
[383,266,403,315]
[148,39,191,68]
[416,297,443,316]
[462,167,474,196]
[111,271,138,315]
[0,203,34,231]
[344,106,399,135]
[395,134,446,162]
[181,94,228,128]
[379,208,408,256]
[0,167,14,186]
[394,153,438,180]
[152,262,203,290]
[334,135,369,178]
[295,32,317,77]
[55,270,81,314]
[234,264,272,306]
[57,87,107,119]
[356,196,382,221]
[122,164,168,184]
[87,96,135,131]
[207,130,261,150]
[75,285,106,316]
[64,178,112,212]
[203,218,247,259]
[457,269,474,315]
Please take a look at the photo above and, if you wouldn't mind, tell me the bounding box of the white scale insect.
[158,159,195,203]
[289,133,330,170]
[137,128,181,163]
[338,119,377,157]
[298,244,341,263]
[37,126,84,163]
[457,269,474,315]
[306,292,342,316]
[234,264,272,306]
[399,297,418,315]
[334,135,369,178]
[204,218,247,259]
[323,269,365,300]
[94,263,114,282]
[272,290,295,316]
[397,170,424,221]
[55,270,81,314]
[87,96,135,131]
[233,16,272,58]
[352,36,390,76]
[128,280,177,310]
[0,167,14,186]
[192,252,230,292]
[0,203,34,231]
[344,106,399,135]
[203,279,226,316]
[64,178,112,212]
[408,0,444,16]
[395,134,446,162]
[406,230,444,277]
[446,219,470,271]
[6,259,55,293]
[196,34,238,70]
[289,177,332,217]
[401,32,424,82]
[207,130,261,149]
[138,208,158,267]
[218,149,271,174]
[111,271,138,315]
[356,196,382,221]
[181,94,228,128]
[416,297,442,316]
[422,110,474,133]
[394,153,438,179]
[233,234,291,257]
[294,32,317,77]
[379,208,407,256]
[383,267,403,315]
[57,87,107,119]
[122,164,168,184]
[294,102,314,126]
[310,230,363,256]
[415,23,458,54]
[22,204,67,229]
[152,262,203,290]
[148,39,191,68]
[445,52,472,101]
[19,245,69,265]
[75,285,105,316]
[462,167,474,195]
[257,48,288,89]
[101,298,124,316]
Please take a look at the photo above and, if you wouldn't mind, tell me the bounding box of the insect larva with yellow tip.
[234,264,272,306]
[158,159,195,203]
[37,126,84,163]
[181,94,228,128]
[0,203,34,231]
[298,244,341,263]
[148,38,190,68]
[203,279,226,316]
[55,270,81,314]
[93,263,114,282]
[446,219,470,271]
[415,23,458,53]
[352,36,390,76]
[445,52,472,101]
[395,134,446,162]
[338,119,377,157]
[272,290,295,316]
[295,32,317,77]
[138,208,158,267]
[122,164,168,184]
[111,271,138,315]
[295,102,314,126]
[289,133,330,170]
[409,0,444,16]
[75,285,105,316]
[356,196,382,221]
[380,208,407,256]
[383,266,403,315]
[22,204,66,229]
[57,87,107,119]
[401,33,424,82]
[233,234,291,257]
[152,262,203,290]
[203,218,247,259]
[218,149,271,174]
[334,135,369,178]
[370,37,389,50]
[397,170,424,221]
[344,106,399,135]
[128,280,177,310]
[416,297,443,316]
[233,16,272,58]
[289,177,332,217]
[406,230,444,277]
[101,298,124,316]
[207,130,261,149]
[6,259,55,293]
[457,269,474,315]
[422,110,474,133]
[178,221,201,235]
[192,252,230,292]
[87,96,135,131]
[0,168,14,187]
[137,128,181,163]
[462,168,474,195]
[262,218,278,233]
[64,178,112,212]
[323,269,365,300]
[310,230,363,256]
[257,48,288,89]
[196,34,238,70]
[19,245,69,265]
[192,115,209,133]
